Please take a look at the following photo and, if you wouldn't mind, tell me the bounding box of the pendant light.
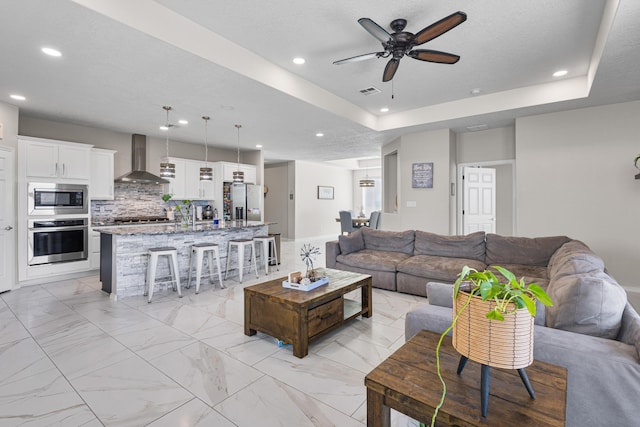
[359,164,375,187]
[159,105,176,179]
[233,124,244,183]
[199,116,212,181]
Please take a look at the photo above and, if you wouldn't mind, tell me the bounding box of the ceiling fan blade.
[414,11,467,46]
[382,58,400,82]
[333,52,382,65]
[408,49,460,64]
[358,18,393,43]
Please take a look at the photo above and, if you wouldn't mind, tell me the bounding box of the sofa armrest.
[325,240,340,269]
[426,282,454,308]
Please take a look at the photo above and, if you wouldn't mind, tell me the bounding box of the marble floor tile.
[149,341,264,407]
[36,321,135,380]
[215,375,364,427]
[112,323,196,360]
[253,351,366,416]
[147,398,236,427]
[0,237,428,427]
[70,356,194,427]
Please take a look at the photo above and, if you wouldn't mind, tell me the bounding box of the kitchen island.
[96,221,269,299]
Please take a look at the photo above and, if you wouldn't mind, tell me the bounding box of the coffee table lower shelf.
[365,330,567,427]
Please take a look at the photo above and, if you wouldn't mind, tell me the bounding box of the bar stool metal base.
[187,243,225,292]
[224,239,258,283]
[253,235,279,275]
[145,247,182,303]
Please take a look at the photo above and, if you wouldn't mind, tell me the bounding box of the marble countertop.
[94,220,267,235]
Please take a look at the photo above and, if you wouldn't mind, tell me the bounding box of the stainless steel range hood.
[115,134,169,184]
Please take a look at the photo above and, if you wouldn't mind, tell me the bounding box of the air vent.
[466,124,489,132]
[359,87,381,96]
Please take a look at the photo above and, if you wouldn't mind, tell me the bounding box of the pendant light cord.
[235,124,242,171]
[203,116,210,166]
[163,106,172,159]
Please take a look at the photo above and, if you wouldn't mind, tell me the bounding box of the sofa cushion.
[336,249,410,272]
[485,234,571,266]
[414,231,485,262]
[362,228,415,255]
[338,229,365,255]
[397,255,486,283]
[548,240,605,279]
[487,263,549,282]
[546,271,627,339]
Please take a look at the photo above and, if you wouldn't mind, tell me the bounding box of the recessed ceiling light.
[553,70,568,77]
[160,125,169,131]
[178,119,188,125]
[316,132,324,137]
[380,107,389,113]
[41,47,62,57]
[256,144,263,148]
[293,57,306,65]
[10,94,26,101]
[470,88,482,95]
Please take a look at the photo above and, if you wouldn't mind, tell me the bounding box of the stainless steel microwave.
[28,183,88,215]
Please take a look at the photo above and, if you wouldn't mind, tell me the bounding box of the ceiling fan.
[333,11,467,82]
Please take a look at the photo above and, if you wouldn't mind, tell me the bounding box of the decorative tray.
[282,276,329,291]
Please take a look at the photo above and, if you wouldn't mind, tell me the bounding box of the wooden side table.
[365,330,567,427]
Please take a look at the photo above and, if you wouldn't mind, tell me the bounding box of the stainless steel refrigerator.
[230,183,262,221]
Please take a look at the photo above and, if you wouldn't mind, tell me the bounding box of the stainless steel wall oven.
[28,183,88,216]
[28,218,88,266]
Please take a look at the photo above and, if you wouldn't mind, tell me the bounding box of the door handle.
[4,226,13,231]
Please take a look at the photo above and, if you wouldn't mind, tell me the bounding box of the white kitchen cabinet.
[90,148,116,200]
[25,138,92,180]
[220,161,256,184]
[163,158,215,200]
[90,229,101,270]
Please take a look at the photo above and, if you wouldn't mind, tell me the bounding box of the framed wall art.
[317,185,334,200]
[412,162,433,188]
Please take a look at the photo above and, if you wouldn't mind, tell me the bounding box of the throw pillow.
[338,229,365,255]
[546,271,627,339]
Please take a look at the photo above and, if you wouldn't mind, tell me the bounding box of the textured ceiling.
[0,0,638,165]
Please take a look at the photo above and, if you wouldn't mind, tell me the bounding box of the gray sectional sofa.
[326,228,640,426]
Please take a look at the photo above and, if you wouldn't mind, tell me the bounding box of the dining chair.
[339,210,356,235]
[368,211,381,230]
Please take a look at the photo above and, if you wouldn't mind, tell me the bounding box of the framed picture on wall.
[412,162,434,188]
[317,185,334,199]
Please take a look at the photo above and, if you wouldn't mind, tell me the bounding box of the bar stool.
[145,247,181,303]
[187,243,225,292]
[224,239,258,283]
[253,235,279,275]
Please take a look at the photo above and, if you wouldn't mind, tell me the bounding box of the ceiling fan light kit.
[334,11,467,82]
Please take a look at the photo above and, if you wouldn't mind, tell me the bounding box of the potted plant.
[162,194,193,227]
[427,265,553,427]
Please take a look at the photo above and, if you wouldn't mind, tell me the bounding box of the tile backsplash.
[91,183,208,221]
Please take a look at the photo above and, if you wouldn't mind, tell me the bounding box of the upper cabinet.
[23,138,92,180]
[90,148,116,200]
[163,157,215,200]
[220,162,257,184]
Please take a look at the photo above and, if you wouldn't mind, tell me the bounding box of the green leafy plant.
[427,265,553,427]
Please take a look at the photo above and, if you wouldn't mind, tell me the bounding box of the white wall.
[293,160,352,239]
[382,128,454,233]
[516,101,640,290]
[264,163,289,237]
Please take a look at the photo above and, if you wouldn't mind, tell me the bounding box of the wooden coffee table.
[244,267,372,358]
[365,330,567,427]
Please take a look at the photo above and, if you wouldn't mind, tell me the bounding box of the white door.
[463,167,496,234]
[0,147,15,292]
